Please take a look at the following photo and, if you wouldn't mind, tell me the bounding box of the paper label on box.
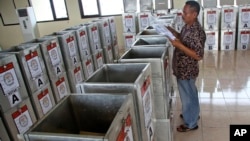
[110,19,116,33]
[224,32,233,45]
[224,9,233,23]
[242,9,250,23]
[86,60,94,77]
[140,14,149,29]
[207,11,216,24]
[74,66,83,83]
[125,35,134,48]
[0,63,20,95]
[116,114,134,141]
[80,31,88,50]
[7,90,22,107]
[125,15,133,29]
[92,26,99,44]
[104,22,110,37]
[38,89,53,114]
[241,32,250,44]
[66,36,76,57]
[141,76,153,128]
[56,77,68,99]
[47,42,61,66]
[12,105,33,134]
[25,51,43,78]
[96,53,103,69]
[206,32,215,45]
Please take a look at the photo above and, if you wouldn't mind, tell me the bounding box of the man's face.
[182,4,197,24]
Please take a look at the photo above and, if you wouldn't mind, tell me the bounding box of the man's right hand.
[166,26,180,39]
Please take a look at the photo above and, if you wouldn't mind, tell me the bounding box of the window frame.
[79,0,123,18]
[29,0,69,23]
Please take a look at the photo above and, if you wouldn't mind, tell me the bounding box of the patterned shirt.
[172,20,206,80]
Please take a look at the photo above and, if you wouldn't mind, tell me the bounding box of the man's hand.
[169,38,183,48]
[166,26,180,39]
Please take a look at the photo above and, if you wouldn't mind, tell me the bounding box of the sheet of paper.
[152,24,176,40]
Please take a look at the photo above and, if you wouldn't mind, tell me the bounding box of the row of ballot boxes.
[0,18,174,141]
[19,63,173,141]
[0,16,119,141]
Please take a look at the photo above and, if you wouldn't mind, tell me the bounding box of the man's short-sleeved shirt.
[172,20,206,79]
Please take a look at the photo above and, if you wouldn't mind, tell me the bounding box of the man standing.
[167,1,206,132]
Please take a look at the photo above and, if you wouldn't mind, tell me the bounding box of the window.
[79,0,124,17]
[30,0,68,22]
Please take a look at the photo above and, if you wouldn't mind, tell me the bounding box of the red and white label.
[224,9,234,23]
[56,77,68,99]
[96,53,103,69]
[141,76,153,128]
[12,105,33,134]
[125,35,134,48]
[242,8,250,23]
[47,42,61,66]
[0,63,20,95]
[224,32,233,45]
[80,31,88,50]
[38,89,53,114]
[241,31,250,44]
[85,59,94,77]
[125,15,133,28]
[67,36,76,57]
[140,14,149,28]
[92,26,99,44]
[74,66,83,83]
[25,51,43,78]
[207,11,216,24]
[206,32,216,45]
[116,114,134,141]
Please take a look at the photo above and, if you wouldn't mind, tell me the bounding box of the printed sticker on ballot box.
[0,62,20,95]
[12,105,33,134]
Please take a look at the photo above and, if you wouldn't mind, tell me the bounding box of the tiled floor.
[172,50,250,141]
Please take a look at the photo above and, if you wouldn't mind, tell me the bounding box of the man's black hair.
[186,0,200,15]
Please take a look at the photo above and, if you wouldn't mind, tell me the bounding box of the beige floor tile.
[173,126,203,141]
[201,111,231,128]
[219,78,246,88]
[200,98,227,111]
[225,99,250,112]
[197,78,220,88]
[229,111,250,124]
[202,127,230,141]
[222,88,249,99]
[199,87,224,98]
